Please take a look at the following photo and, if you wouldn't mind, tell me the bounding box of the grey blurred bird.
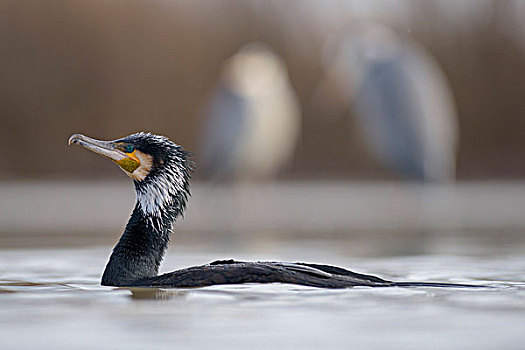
[199,43,301,181]
[316,24,458,182]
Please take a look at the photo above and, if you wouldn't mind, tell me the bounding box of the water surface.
[1,237,524,350]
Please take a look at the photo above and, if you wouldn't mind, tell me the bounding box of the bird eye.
[125,145,135,153]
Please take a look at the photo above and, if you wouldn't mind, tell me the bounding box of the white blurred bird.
[199,43,302,181]
[316,24,459,182]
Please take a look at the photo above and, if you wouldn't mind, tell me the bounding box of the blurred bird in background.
[198,43,302,182]
[315,23,459,183]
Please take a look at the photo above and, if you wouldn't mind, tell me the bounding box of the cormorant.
[68,132,474,288]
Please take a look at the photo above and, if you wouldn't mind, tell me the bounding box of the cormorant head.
[69,132,193,217]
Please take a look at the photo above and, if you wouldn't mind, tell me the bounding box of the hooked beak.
[68,134,128,163]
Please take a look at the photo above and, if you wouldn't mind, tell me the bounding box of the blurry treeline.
[1,0,524,180]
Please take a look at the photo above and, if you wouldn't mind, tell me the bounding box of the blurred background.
[2,2,525,348]
[2,0,525,180]
[1,0,525,251]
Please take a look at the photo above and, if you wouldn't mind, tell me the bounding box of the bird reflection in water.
[127,287,188,300]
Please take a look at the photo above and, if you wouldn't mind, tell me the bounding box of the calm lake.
[1,235,525,350]
[1,182,525,349]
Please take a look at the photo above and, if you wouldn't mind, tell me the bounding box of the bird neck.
[101,180,188,286]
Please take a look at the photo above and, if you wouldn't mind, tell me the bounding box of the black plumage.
[69,132,479,289]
